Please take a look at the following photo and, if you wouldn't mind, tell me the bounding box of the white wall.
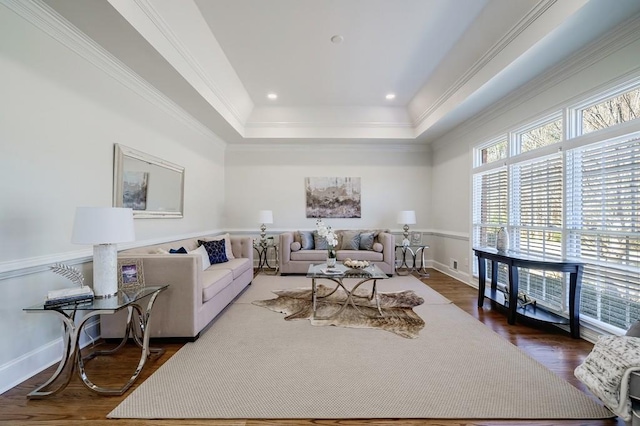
[429,22,640,284]
[224,145,431,238]
[0,3,226,393]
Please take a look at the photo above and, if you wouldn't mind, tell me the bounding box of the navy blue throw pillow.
[169,247,187,254]
[199,239,228,264]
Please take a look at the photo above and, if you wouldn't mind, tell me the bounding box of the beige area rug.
[252,284,425,338]
[108,274,612,420]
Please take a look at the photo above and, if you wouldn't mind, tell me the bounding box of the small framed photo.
[117,258,145,289]
[411,231,422,245]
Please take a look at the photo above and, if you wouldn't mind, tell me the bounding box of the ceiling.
[42,0,640,146]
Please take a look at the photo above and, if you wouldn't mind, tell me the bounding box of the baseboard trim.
[0,318,99,395]
[431,260,471,284]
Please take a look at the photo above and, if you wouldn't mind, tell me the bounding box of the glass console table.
[23,285,168,398]
[473,247,584,338]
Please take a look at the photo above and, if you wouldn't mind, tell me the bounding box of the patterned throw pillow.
[199,239,228,264]
[313,231,329,250]
[359,232,375,250]
[169,247,187,254]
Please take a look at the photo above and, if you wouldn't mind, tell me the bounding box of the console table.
[23,285,168,398]
[473,248,584,338]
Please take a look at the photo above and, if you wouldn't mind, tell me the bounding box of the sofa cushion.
[340,231,361,250]
[200,233,235,260]
[199,239,229,264]
[359,232,375,250]
[299,231,315,250]
[201,269,234,302]
[188,245,211,271]
[207,257,251,279]
[290,241,301,251]
[337,250,383,262]
[372,242,383,252]
[291,250,327,261]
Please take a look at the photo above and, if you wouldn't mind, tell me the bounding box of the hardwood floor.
[0,269,623,426]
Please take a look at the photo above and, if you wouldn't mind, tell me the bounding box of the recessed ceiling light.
[267,93,278,100]
[385,93,396,100]
[330,35,344,44]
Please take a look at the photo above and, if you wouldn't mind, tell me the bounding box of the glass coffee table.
[306,263,389,320]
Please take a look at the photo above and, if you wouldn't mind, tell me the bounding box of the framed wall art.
[305,177,361,218]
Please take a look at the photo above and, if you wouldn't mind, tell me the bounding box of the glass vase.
[326,249,337,268]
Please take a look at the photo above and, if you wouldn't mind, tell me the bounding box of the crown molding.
[412,0,557,128]
[244,120,413,129]
[1,0,225,146]
[436,13,640,148]
[226,142,430,153]
[132,0,249,130]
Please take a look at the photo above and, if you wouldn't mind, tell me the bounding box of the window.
[472,80,640,333]
[566,135,640,329]
[580,87,640,134]
[517,117,563,153]
[478,139,507,165]
[511,154,564,310]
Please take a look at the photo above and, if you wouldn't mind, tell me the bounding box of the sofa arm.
[378,232,396,266]
[112,254,201,337]
[279,232,295,263]
[230,236,253,263]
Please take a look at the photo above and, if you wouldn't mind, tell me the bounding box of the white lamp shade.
[259,210,273,224]
[71,207,135,244]
[397,210,416,225]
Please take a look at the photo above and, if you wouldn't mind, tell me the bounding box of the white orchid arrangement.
[316,219,338,256]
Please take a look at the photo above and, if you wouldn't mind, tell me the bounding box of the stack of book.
[45,286,94,308]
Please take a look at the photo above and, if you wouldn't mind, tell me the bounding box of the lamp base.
[93,243,118,298]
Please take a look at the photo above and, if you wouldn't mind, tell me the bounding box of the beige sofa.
[101,235,253,341]
[278,230,395,275]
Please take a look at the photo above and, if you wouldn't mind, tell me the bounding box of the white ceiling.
[42,0,640,145]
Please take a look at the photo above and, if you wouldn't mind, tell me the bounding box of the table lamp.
[397,210,416,246]
[258,210,273,244]
[71,207,135,298]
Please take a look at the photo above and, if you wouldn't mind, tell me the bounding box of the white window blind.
[566,135,640,329]
[473,168,508,247]
[472,168,508,283]
[510,154,564,310]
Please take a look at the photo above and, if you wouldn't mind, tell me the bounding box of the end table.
[395,244,430,276]
[23,285,168,398]
[253,241,279,274]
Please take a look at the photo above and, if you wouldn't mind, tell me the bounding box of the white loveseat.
[101,234,253,341]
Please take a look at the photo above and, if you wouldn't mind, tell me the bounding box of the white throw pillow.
[189,245,211,271]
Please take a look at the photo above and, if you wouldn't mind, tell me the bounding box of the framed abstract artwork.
[305,177,361,218]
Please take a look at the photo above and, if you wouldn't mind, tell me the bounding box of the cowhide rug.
[252,284,425,338]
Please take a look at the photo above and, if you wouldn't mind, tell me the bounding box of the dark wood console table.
[473,247,584,338]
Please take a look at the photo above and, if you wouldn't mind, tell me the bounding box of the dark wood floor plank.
[0,269,622,425]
